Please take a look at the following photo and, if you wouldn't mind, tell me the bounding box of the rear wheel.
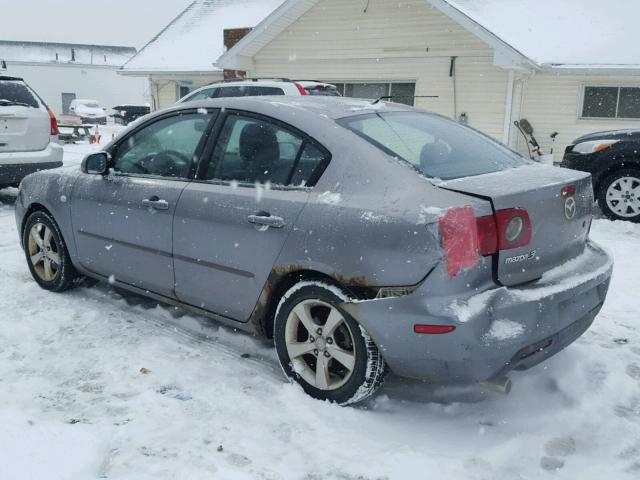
[274,282,386,405]
[22,211,80,292]
[598,169,640,222]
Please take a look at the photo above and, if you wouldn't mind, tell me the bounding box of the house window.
[333,82,416,106]
[582,86,640,119]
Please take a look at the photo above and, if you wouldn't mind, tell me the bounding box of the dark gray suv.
[15,97,612,404]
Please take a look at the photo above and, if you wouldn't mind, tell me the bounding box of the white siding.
[517,73,640,161]
[3,63,147,116]
[252,0,509,139]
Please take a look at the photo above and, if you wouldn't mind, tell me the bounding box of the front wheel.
[598,169,640,222]
[22,211,80,292]
[274,282,386,405]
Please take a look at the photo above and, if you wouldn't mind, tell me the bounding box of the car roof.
[175,95,414,120]
[0,75,24,81]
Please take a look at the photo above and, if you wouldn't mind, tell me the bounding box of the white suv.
[0,76,63,188]
[178,78,339,103]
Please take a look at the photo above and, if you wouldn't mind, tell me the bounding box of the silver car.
[15,97,613,405]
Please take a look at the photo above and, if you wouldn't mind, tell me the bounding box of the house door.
[61,93,76,114]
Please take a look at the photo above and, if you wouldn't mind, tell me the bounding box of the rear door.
[71,109,217,296]
[0,78,49,153]
[173,111,329,321]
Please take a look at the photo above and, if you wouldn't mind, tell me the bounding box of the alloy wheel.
[284,299,356,390]
[28,223,60,282]
[606,176,640,218]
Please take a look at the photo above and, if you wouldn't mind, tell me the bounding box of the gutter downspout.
[502,69,515,145]
[450,56,457,119]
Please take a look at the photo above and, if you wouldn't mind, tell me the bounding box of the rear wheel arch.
[259,269,339,339]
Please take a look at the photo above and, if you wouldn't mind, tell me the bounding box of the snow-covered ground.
[1,135,639,479]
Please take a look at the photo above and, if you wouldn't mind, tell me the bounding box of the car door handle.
[142,197,169,210]
[247,214,286,229]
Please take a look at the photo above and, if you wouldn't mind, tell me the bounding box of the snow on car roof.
[177,95,413,120]
[122,0,285,73]
[446,0,640,67]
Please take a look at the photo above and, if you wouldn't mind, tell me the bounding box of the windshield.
[79,101,100,108]
[339,111,529,180]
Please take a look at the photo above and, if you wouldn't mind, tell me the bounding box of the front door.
[173,111,330,321]
[71,109,216,296]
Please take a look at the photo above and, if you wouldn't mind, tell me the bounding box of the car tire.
[597,168,640,222]
[274,281,387,405]
[22,211,80,292]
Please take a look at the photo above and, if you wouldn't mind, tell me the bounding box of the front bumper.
[341,241,613,383]
[0,142,63,185]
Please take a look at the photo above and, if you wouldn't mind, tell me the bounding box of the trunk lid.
[439,165,593,286]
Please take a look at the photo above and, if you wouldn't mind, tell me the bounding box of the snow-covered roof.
[218,0,640,72]
[122,0,285,75]
[0,40,136,67]
[445,0,640,68]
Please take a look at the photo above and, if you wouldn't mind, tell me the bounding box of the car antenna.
[372,95,440,105]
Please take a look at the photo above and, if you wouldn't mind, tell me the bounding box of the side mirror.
[82,152,110,175]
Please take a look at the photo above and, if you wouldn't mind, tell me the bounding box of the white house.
[217,0,640,160]
[120,0,285,110]
[0,40,148,115]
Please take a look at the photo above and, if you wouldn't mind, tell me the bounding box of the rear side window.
[183,88,216,102]
[339,112,528,180]
[0,80,40,108]
[204,114,328,186]
[216,86,285,98]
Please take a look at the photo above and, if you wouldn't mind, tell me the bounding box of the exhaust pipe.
[480,376,512,395]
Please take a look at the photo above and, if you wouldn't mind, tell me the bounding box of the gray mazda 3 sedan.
[15,97,613,404]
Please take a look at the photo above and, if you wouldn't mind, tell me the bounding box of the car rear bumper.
[340,241,613,383]
[0,142,63,185]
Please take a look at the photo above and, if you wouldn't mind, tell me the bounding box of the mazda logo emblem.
[564,196,577,220]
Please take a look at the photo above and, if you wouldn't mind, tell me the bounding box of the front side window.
[582,86,640,119]
[113,111,215,178]
[340,112,528,180]
[204,114,328,186]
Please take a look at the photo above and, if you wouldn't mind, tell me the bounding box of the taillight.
[441,206,532,277]
[495,208,531,250]
[476,215,498,255]
[439,206,480,277]
[47,108,59,136]
[294,82,308,96]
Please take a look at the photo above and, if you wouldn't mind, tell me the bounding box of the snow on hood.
[447,0,640,67]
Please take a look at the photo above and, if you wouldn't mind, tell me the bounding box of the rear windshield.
[339,111,528,180]
[0,80,40,108]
